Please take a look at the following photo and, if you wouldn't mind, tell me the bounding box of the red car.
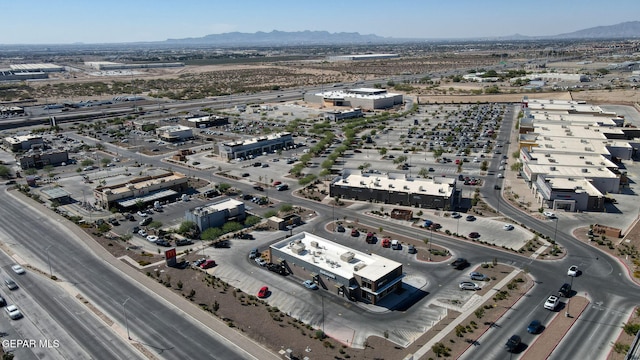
[381,238,391,248]
[258,286,269,298]
[200,259,216,269]
[272,181,282,186]
[351,228,360,237]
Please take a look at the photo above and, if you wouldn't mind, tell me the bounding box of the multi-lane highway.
[0,189,277,360]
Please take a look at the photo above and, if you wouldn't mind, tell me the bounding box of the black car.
[253,186,264,191]
[336,225,345,232]
[407,245,417,254]
[451,258,469,270]
[527,320,543,334]
[0,295,6,307]
[505,334,521,352]
[558,283,572,297]
[465,215,476,221]
[175,239,193,246]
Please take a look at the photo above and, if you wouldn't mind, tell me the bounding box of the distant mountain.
[551,21,640,39]
[164,30,388,46]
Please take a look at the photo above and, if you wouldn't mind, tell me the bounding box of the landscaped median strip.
[520,296,590,360]
[412,269,522,359]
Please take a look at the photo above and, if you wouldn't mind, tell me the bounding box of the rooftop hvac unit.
[310,241,319,248]
[404,185,409,190]
[545,153,551,157]
[360,181,365,185]
[340,251,355,262]
[354,263,367,271]
[550,166,556,171]
[291,242,306,254]
[582,168,588,173]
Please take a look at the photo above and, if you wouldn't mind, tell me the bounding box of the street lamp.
[45,245,53,278]
[429,228,433,261]
[122,297,131,340]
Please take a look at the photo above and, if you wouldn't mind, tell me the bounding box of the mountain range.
[162,21,640,46]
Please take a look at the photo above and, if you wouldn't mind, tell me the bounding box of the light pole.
[429,228,433,261]
[122,297,131,340]
[45,245,53,278]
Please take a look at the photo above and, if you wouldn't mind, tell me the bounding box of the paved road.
[0,188,276,360]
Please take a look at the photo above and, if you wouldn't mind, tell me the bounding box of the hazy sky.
[2,0,639,44]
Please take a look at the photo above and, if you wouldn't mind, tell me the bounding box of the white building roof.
[333,172,455,196]
[192,198,243,215]
[545,177,603,196]
[158,125,191,132]
[315,88,400,100]
[271,232,401,282]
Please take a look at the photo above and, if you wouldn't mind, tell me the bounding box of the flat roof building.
[327,54,399,61]
[330,171,456,210]
[269,232,403,304]
[157,125,194,142]
[3,134,44,152]
[185,198,245,232]
[304,88,403,110]
[19,150,69,169]
[218,132,294,160]
[94,171,188,210]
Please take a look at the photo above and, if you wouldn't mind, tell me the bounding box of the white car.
[5,304,22,320]
[459,282,480,291]
[255,258,267,267]
[137,211,148,217]
[503,224,514,231]
[137,229,148,237]
[544,295,559,310]
[11,265,25,275]
[567,265,578,277]
[146,235,159,243]
[543,211,556,218]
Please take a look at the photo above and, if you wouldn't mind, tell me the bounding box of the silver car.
[459,281,480,291]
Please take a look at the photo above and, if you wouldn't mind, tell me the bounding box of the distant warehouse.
[305,88,403,110]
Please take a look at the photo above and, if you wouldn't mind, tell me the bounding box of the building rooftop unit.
[333,172,455,196]
[271,232,401,282]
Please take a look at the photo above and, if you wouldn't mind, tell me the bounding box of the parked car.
[505,334,521,352]
[193,258,206,267]
[137,229,147,237]
[257,286,269,298]
[391,239,401,250]
[200,260,216,269]
[146,235,159,242]
[381,238,391,248]
[543,211,556,218]
[527,320,543,334]
[336,225,345,232]
[567,265,579,277]
[303,280,318,290]
[450,212,462,218]
[465,215,476,221]
[0,295,5,307]
[5,304,22,320]
[176,239,193,246]
[544,295,559,310]
[139,217,153,226]
[503,224,514,231]
[407,245,417,254]
[11,265,25,275]
[468,232,480,239]
[4,278,18,291]
[155,239,171,247]
[137,211,148,217]
[350,228,360,237]
[451,258,469,270]
[469,271,488,281]
[249,248,260,259]
[459,281,480,291]
[255,258,267,267]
